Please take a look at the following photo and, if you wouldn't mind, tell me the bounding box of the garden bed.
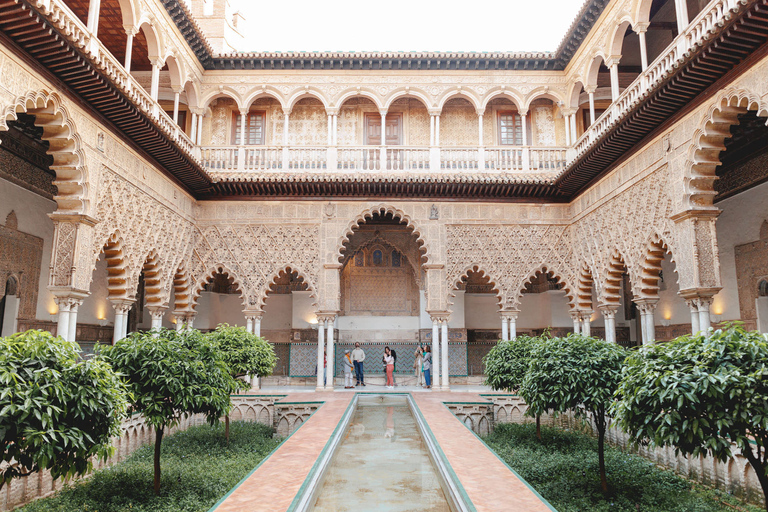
[484,423,762,512]
[20,421,281,512]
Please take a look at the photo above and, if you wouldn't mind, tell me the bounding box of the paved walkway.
[211,390,552,512]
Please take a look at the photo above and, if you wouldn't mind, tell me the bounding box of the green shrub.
[484,422,762,512]
[20,421,280,512]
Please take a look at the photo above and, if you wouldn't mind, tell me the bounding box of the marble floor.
[211,390,552,512]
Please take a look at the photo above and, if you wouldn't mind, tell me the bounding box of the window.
[231,111,266,145]
[498,111,523,145]
[372,250,383,266]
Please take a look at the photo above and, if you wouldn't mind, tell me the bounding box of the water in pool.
[313,395,451,512]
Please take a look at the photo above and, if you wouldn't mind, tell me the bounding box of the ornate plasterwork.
[188,223,320,310]
[445,224,576,310]
[87,168,196,303]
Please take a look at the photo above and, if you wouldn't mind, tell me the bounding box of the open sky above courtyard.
[234,0,586,53]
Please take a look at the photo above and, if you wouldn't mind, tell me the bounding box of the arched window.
[355,251,364,267]
[391,251,401,267]
[758,279,768,297]
[372,250,383,266]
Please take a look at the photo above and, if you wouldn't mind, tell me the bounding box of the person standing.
[422,345,432,389]
[351,342,366,386]
[414,345,424,386]
[390,347,397,387]
[384,347,395,389]
[342,349,355,389]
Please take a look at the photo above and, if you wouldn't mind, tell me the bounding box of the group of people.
[340,343,432,389]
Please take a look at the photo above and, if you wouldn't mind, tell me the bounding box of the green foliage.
[20,421,281,512]
[613,325,768,506]
[204,323,277,380]
[0,330,129,489]
[98,328,239,431]
[484,422,762,512]
[520,334,627,491]
[483,335,539,392]
[521,334,627,420]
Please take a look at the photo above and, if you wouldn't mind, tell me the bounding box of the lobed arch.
[1,90,89,214]
[522,88,566,112]
[684,88,768,209]
[383,88,433,110]
[598,249,631,307]
[447,264,503,309]
[286,88,329,111]
[334,204,431,265]
[333,88,384,110]
[90,231,130,300]
[512,265,577,310]
[637,233,679,300]
[576,263,596,311]
[260,264,318,310]
[191,263,247,310]
[140,250,166,308]
[480,88,524,112]
[243,86,287,111]
[200,88,244,111]
[172,266,193,313]
[437,88,482,112]
[345,237,421,287]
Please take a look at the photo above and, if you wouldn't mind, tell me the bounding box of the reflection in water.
[313,396,451,512]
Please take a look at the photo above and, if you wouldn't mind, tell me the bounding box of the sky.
[232,0,587,53]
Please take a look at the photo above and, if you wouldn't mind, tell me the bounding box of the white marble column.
[150,60,161,102]
[697,297,713,332]
[508,312,518,339]
[569,114,577,144]
[430,316,440,390]
[148,306,165,331]
[636,300,657,345]
[686,299,701,334]
[282,109,291,169]
[608,59,620,102]
[111,301,132,344]
[325,316,336,390]
[316,319,325,391]
[477,112,485,169]
[636,23,649,71]
[185,314,196,331]
[174,313,184,331]
[564,112,572,146]
[196,113,204,145]
[585,86,596,126]
[429,114,435,146]
[571,312,581,335]
[67,300,82,342]
[55,299,71,341]
[501,315,509,341]
[245,316,253,333]
[441,318,449,390]
[190,112,198,142]
[598,305,618,343]
[435,114,441,146]
[332,114,338,145]
[379,110,387,170]
[86,0,102,35]
[124,28,137,73]
[674,0,689,33]
[581,312,592,337]
[521,112,528,146]
[172,91,180,124]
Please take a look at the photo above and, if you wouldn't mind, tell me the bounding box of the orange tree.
[0,330,128,490]
[99,328,239,495]
[613,324,768,511]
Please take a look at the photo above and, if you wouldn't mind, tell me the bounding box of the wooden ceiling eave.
[0,0,214,196]
[555,0,768,197]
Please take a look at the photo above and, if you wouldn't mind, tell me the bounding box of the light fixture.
[98,319,108,327]
[712,315,722,324]
[660,319,670,327]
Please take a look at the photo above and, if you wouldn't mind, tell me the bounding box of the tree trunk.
[536,415,541,441]
[225,414,230,445]
[597,422,608,494]
[741,445,768,512]
[153,427,164,496]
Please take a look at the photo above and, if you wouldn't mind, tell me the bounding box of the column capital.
[584,85,597,94]
[605,55,622,67]
[569,310,582,321]
[282,108,292,117]
[378,109,388,117]
[110,298,135,315]
[147,305,167,319]
[597,303,618,318]
[476,108,486,116]
[123,25,139,37]
[316,312,338,323]
[238,107,250,115]
[150,57,164,68]
[54,296,85,310]
[428,109,442,117]
[428,312,450,324]
[634,298,659,314]
[243,309,263,320]
[325,108,340,116]
[519,109,528,117]
[633,21,650,32]
[189,107,206,116]
[678,287,719,301]
[560,107,577,117]
[500,310,519,320]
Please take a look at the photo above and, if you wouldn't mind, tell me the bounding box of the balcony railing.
[200,145,568,173]
[571,0,741,160]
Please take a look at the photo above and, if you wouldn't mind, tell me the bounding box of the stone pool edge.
[441,401,559,512]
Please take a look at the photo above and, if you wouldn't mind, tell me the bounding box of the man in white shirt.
[351,342,366,386]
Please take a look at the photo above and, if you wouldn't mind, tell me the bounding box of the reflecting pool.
[312,395,452,512]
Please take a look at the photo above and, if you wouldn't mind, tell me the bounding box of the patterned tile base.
[288,341,468,377]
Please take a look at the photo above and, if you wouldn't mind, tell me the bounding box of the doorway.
[364,113,402,146]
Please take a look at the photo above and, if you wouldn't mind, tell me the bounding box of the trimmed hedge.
[484,422,762,512]
[20,421,280,512]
